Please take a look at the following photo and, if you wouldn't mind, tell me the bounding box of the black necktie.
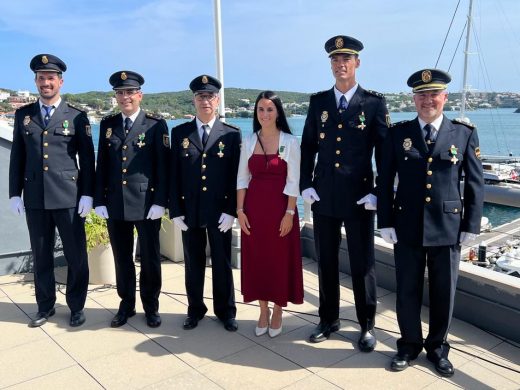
[424,123,432,142]
[339,95,348,111]
[202,124,209,146]
[124,117,133,134]
[43,105,53,127]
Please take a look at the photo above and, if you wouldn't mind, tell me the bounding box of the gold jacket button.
[43,142,49,147]
[337,137,341,142]
[335,163,340,168]
[202,175,206,180]
[428,157,433,163]
[43,131,48,135]
[425,197,431,202]
[202,164,207,169]
[427,170,433,176]
[454,208,459,212]
[203,153,207,158]
[426,183,432,189]
[123,157,127,161]
[123,145,128,150]
[336,150,341,155]
[202,186,207,191]
[122,168,127,173]
[123,180,127,185]
[43,166,49,171]
[338,124,343,129]
[181,195,185,200]
[43,154,48,159]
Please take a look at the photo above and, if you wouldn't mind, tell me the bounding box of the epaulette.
[390,120,411,128]
[452,117,475,129]
[67,102,86,113]
[145,112,162,120]
[365,89,384,98]
[311,90,328,97]
[101,112,118,121]
[222,121,240,131]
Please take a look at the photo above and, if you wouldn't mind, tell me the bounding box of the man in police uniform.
[9,54,95,327]
[94,71,169,328]
[300,35,389,351]
[169,75,240,332]
[377,69,484,376]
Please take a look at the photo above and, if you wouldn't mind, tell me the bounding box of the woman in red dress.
[237,91,303,338]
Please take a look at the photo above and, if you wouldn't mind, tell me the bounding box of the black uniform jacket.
[94,111,170,221]
[377,116,484,246]
[9,100,95,209]
[300,86,389,217]
[169,118,241,228]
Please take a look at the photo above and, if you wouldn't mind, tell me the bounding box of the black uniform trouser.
[181,226,236,321]
[25,208,89,312]
[107,218,162,314]
[394,242,460,358]
[313,211,377,328]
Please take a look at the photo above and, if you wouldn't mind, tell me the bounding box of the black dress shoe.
[110,309,136,328]
[183,315,204,330]
[223,318,238,332]
[358,328,377,352]
[28,308,56,328]
[390,353,414,371]
[427,353,455,377]
[146,313,162,328]
[309,319,340,343]
[70,310,86,327]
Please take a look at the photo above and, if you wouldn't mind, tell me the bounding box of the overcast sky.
[1,0,519,94]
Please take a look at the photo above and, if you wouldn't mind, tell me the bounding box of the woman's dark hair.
[252,90,292,134]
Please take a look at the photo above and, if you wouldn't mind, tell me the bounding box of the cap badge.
[121,72,127,80]
[202,75,208,84]
[23,115,31,126]
[403,138,412,151]
[218,141,225,158]
[357,112,366,130]
[335,37,344,49]
[182,138,189,149]
[422,70,432,83]
[42,56,48,64]
[137,132,146,148]
[106,128,112,138]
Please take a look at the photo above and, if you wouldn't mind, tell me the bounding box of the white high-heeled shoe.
[255,310,270,337]
[268,325,283,338]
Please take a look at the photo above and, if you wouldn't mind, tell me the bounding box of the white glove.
[146,204,165,220]
[302,188,320,204]
[460,232,478,245]
[380,227,397,244]
[77,196,93,217]
[10,196,24,216]
[94,206,109,219]
[173,216,188,231]
[218,213,235,233]
[356,193,377,210]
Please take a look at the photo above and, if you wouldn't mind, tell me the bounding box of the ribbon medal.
[450,145,458,164]
[218,141,225,158]
[137,133,146,148]
[62,120,70,136]
[357,112,366,130]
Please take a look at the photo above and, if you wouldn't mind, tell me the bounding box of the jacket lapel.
[46,100,68,131]
[326,88,341,123]
[125,110,146,142]
[187,119,203,152]
[29,102,45,130]
[343,87,363,124]
[204,119,224,151]
[412,117,429,154]
[432,115,455,156]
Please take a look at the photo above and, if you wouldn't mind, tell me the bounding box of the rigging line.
[448,21,466,73]
[435,0,462,68]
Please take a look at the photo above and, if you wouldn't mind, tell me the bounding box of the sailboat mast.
[214,0,226,121]
[460,0,473,121]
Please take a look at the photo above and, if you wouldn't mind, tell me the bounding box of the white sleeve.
[283,135,301,197]
[236,136,251,190]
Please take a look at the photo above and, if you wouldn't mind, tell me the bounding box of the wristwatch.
[285,209,295,215]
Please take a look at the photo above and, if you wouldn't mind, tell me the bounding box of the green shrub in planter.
[85,211,110,252]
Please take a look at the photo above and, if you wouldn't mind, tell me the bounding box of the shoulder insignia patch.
[452,118,475,129]
[365,89,384,98]
[163,134,170,147]
[101,112,118,122]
